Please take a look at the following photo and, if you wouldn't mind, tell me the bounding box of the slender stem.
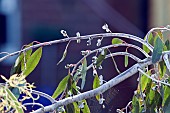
[138,68,170,86]
[0,33,151,62]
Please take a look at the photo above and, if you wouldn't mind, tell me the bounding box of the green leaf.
[112,38,123,45]
[152,37,163,63]
[22,47,42,77]
[93,74,100,100]
[154,91,162,108]
[159,61,167,77]
[125,55,128,67]
[96,49,107,68]
[73,102,80,113]
[10,43,33,75]
[57,41,71,65]
[81,58,87,90]
[6,88,24,113]
[163,86,170,106]
[143,33,154,53]
[140,71,150,92]
[132,96,139,113]
[165,40,170,50]
[81,100,90,113]
[52,75,70,99]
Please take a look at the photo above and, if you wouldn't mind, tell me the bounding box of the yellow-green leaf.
[112,38,123,45]
[57,41,71,65]
[93,75,100,100]
[81,58,87,90]
[125,55,128,67]
[52,75,70,99]
[73,102,80,113]
[10,43,33,75]
[6,88,24,113]
[81,100,90,113]
[96,49,107,68]
[22,47,42,77]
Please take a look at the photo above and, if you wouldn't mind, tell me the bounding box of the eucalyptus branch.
[138,68,170,86]
[31,90,56,103]
[32,57,152,113]
[71,43,149,75]
[0,33,151,62]
[105,52,142,62]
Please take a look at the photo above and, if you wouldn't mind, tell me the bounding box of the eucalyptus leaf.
[140,71,150,92]
[81,58,87,90]
[6,88,24,113]
[57,41,71,65]
[143,33,154,54]
[22,47,42,77]
[125,55,128,67]
[93,74,100,100]
[96,49,107,68]
[152,37,163,63]
[112,38,123,45]
[10,43,33,75]
[80,100,90,113]
[132,96,139,113]
[165,40,170,50]
[52,75,70,99]
[159,61,167,77]
[73,102,80,113]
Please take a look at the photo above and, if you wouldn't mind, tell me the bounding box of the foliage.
[1,25,170,113]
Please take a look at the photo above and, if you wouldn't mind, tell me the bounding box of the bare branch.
[0,33,151,62]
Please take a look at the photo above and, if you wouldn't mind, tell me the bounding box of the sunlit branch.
[0,33,151,62]
[32,57,152,113]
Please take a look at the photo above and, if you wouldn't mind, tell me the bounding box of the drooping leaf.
[112,38,123,45]
[152,37,163,63]
[66,103,75,113]
[154,90,162,108]
[52,75,70,99]
[125,55,128,67]
[73,102,80,113]
[10,43,33,75]
[165,40,170,50]
[96,49,107,68]
[57,41,71,65]
[6,88,24,113]
[132,96,139,113]
[93,75,100,100]
[81,58,87,90]
[143,32,154,53]
[139,71,150,92]
[163,85,170,106]
[80,100,90,113]
[159,61,167,77]
[22,47,42,77]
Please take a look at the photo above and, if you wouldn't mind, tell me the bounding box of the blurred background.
[0,0,170,112]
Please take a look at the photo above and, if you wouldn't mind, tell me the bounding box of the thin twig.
[0,33,152,62]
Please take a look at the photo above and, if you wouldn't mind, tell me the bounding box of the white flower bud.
[60,30,68,37]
